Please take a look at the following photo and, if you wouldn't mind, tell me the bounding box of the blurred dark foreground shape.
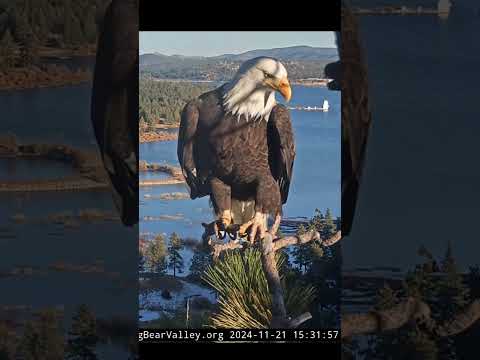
[91,0,139,226]
[339,1,480,359]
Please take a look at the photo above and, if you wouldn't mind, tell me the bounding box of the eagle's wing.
[177,101,201,199]
[268,104,296,204]
[91,0,139,226]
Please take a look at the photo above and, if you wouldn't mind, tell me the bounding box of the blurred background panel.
[0,1,138,358]
[341,1,480,359]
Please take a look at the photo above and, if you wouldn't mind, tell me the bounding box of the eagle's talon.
[248,212,268,243]
[214,220,227,240]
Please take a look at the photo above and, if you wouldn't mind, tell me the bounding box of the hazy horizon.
[140,44,338,58]
[139,31,337,57]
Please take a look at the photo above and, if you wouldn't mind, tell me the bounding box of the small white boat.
[322,99,330,112]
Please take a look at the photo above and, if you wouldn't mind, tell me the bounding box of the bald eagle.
[178,57,295,242]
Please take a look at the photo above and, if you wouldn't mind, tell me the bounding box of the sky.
[139,31,337,56]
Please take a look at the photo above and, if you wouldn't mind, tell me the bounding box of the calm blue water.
[139,86,341,247]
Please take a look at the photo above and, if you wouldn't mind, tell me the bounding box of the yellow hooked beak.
[267,77,292,102]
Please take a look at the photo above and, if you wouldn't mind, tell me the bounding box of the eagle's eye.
[263,71,273,79]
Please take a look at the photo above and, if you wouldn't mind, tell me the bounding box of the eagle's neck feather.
[222,77,276,122]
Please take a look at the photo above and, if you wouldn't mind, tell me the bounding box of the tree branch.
[341,297,480,339]
[204,224,343,329]
[273,230,341,251]
[207,238,243,260]
[435,299,480,337]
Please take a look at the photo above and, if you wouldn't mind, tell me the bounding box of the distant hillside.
[139,46,338,81]
[212,46,338,61]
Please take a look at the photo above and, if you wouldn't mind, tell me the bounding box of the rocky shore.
[0,134,109,192]
[139,131,178,143]
[144,192,190,200]
[0,65,92,91]
[139,161,185,186]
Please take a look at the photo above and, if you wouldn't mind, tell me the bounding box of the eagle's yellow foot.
[248,212,268,244]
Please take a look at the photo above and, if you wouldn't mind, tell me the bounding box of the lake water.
[139,85,341,274]
[0,82,136,358]
[0,158,77,181]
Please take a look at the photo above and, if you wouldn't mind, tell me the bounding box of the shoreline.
[140,178,184,186]
[143,77,330,87]
[139,161,185,186]
[139,131,178,143]
[0,178,109,192]
[0,65,92,91]
[0,137,109,192]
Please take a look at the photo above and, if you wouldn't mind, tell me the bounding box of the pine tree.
[16,321,41,360]
[36,309,64,360]
[83,6,97,44]
[323,208,337,238]
[291,224,314,273]
[309,209,324,231]
[35,7,49,45]
[63,0,78,47]
[168,232,184,277]
[66,304,98,360]
[0,322,13,360]
[435,242,469,318]
[189,245,212,281]
[441,240,456,274]
[15,17,37,67]
[0,29,18,70]
[144,234,167,274]
[16,309,64,360]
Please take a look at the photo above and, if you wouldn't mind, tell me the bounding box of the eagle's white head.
[223,57,291,121]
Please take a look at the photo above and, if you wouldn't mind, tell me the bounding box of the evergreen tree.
[189,245,212,281]
[36,309,64,360]
[16,321,41,360]
[35,7,49,45]
[66,304,98,360]
[0,29,18,70]
[63,0,84,46]
[291,224,314,273]
[83,6,97,44]
[16,309,64,360]
[168,232,184,277]
[15,18,36,67]
[144,234,167,274]
[322,208,337,238]
[0,322,13,360]
[309,208,324,231]
[441,241,456,274]
[435,242,469,319]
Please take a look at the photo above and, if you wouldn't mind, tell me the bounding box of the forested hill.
[139,79,214,125]
[212,46,338,61]
[140,46,338,81]
[0,0,107,50]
